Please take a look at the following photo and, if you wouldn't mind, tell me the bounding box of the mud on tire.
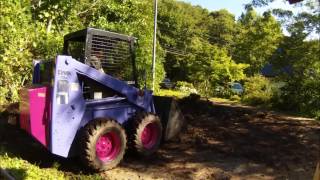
[130,113,163,156]
[80,118,127,171]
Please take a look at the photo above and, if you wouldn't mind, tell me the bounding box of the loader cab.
[62,28,138,100]
[63,28,137,84]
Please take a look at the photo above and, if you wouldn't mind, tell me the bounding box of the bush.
[230,95,241,101]
[212,85,235,99]
[276,80,320,120]
[0,1,34,104]
[194,80,212,97]
[241,75,279,106]
[175,81,198,94]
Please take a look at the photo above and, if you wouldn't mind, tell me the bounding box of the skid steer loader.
[19,28,184,171]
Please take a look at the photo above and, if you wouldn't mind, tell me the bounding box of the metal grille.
[67,41,85,62]
[88,34,133,81]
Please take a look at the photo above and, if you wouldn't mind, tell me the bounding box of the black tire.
[80,118,127,171]
[130,113,162,156]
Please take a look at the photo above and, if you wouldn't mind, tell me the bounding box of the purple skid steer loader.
[19,28,184,171]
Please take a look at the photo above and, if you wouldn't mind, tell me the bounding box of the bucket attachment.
[153,96,185,141]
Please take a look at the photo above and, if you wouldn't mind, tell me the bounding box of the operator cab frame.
[63,28,138,86]
[62,28,139,100]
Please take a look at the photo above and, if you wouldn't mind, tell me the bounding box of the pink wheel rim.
[96,132,121,162]
[141,123,159,149]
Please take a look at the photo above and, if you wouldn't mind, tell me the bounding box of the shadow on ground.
[0,96,319,179]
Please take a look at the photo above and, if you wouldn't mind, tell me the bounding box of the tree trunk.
[46,18,52,33]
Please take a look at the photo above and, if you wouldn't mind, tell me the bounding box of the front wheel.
[131,113,162,156]
[80,118,127,171]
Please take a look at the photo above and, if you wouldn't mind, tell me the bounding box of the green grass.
[0,147,103,180]
[0,149,65,180]
[209,97,241,104]
[155,89,242,105]
[155,89,190,98]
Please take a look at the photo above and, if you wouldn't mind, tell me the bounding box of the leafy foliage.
[0,0,165,104]
[0,0,34,104]
[242,75,279,106]
[0,0,319,119]
[272,39,320,119]
[268,0,320,119]
[233,7,283,75]
[158,0,208,81]
[187,40,249,96]
[207,9,238,49]
[175,81,198,94]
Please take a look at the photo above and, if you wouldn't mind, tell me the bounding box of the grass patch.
[0,149,65,179]
[156,89,241,105]
[155,89,190,98]
[0,147,103,180]
[209,97,241,104]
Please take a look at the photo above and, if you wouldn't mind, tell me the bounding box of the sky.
[180,0,309,18]
[181,0,252,18]
[180,0,319,39]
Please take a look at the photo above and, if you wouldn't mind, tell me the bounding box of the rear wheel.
[131,113,162,156]
[80,118,126,171]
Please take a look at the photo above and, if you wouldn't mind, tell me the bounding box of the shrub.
[241,75,279,106]
[175,81,198,94]
[194,80,212,97]
[276,80,320,120]
[212,85,235,99]
[0,1,34,104]
[230,95,241,101]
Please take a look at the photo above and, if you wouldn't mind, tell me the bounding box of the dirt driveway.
[0,97,319,179]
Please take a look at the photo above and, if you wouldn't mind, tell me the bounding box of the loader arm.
[67,56,153,111]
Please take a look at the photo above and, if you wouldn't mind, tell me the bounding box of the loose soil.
[0,96,319,180]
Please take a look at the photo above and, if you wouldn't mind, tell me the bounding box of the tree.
[207,9,238,50]
[266,0,320,119]
[250,0,304,7]
[233,7,283,75]
[187,38,249,96]
[31,0,74,33]
[158,0,209,81]
[273,39,320,118]
[0,0,34,103]
[0,0,168,105]
[157,0,249,96]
